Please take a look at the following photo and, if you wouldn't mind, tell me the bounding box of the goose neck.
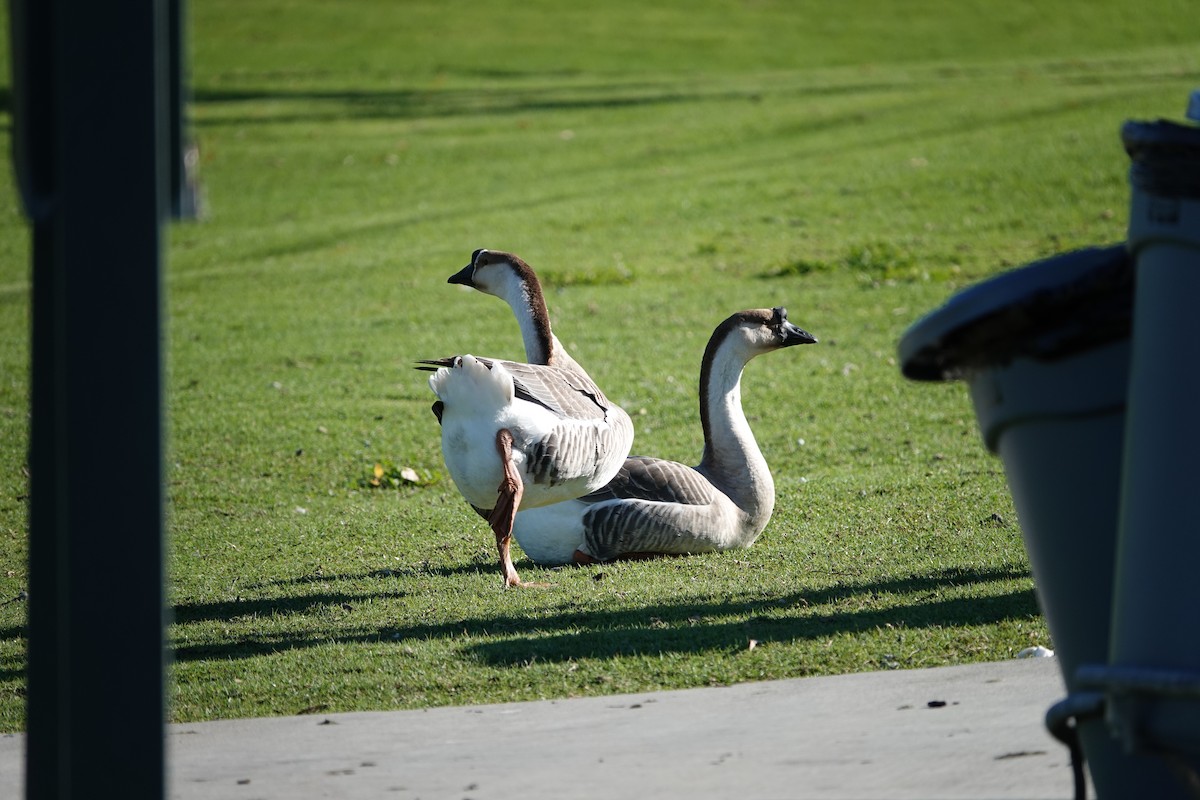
[501,280,556,366]
[698,343,773,521]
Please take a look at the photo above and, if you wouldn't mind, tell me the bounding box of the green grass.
[1,0,1197,731]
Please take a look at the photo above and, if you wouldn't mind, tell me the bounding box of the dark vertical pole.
[167,0,200,220]
[24,216,63,796]
[9,0,62,797]
[167,0,185,219]
[12,0,171,798]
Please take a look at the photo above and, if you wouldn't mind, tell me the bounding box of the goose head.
[447,249,579,370]
[700,306,816,419]
[713,306,818,363]
[697,307,817,486]
[447,248,540,301]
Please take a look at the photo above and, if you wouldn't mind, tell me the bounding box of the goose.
[419,253,634,587]
[447,252,817,564]
[510,307,817,565]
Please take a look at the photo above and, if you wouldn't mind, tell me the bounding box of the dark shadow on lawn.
[0,624,26,683]
[190,79,904,127]
[188,64,1200,130]
[239,562,506,591]
[466,585,1038,667]
[171,589,409,626]
[169,564,1036,664]
[240,566,448,591]
[0,625,23,684]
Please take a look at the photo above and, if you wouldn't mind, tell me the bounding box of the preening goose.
[511,307,817,565]
[420,253,634,587]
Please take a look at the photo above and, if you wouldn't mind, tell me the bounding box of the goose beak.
[784,322,818,346]
[447,263,475,286]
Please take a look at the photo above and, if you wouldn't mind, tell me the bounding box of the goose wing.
[575,456,725,560]
[581,456,715,505]
[514,366,634,488]
[416,357,611,421]
[581,495,725,560]
[501,360,613,421]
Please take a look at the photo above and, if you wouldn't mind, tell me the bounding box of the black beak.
[447,263,475,286]
[783,321,818,346]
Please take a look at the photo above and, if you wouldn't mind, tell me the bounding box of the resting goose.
[419,252,634,587]
[511,307,817,565]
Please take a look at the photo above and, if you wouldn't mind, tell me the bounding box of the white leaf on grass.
[1016,645,1054,658]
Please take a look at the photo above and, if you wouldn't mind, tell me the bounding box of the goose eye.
[771,307,787,325]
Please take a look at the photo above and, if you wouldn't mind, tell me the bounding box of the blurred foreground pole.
[10,0,175,797]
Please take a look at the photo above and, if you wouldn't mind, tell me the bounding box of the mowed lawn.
[0,1,1196,729]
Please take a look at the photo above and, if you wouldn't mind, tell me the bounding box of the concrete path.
[0,658,1084,799]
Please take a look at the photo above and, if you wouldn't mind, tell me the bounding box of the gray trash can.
[899,245,1185,797]
[1089,115,1200,774]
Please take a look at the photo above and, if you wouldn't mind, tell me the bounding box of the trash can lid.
[1123,118,1200,159]
[1123,119,1200,200]
[898,244,1132,382]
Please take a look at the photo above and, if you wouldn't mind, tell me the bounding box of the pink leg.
[487,429,544,588]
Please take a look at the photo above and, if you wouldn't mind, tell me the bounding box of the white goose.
[511,307,817,565]
[420,252,634,587]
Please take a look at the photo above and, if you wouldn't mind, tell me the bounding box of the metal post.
[11,0,172,797]
[168,0,202,220]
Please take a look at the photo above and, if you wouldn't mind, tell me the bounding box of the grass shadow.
[0,622,25,684]
[462,565,1038,665]
[466,585,1037,667]
[190,78,906,127]
[171,589,409,626]
[167,564,1035,664]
